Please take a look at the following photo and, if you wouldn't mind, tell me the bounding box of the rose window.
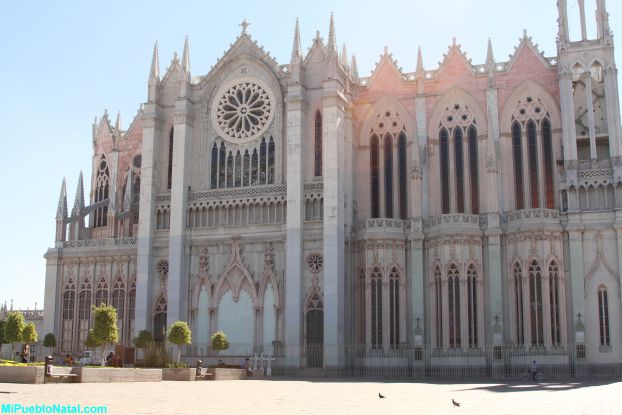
[213,78,274,143]
[306,254,323,273]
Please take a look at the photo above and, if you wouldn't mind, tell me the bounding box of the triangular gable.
[303,36,326,66]
[436,40,475,79]
[161,54,183,86]
[365,49,406,90]
[505,32,552,73]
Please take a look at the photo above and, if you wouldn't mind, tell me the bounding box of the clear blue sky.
[0,0,620,310]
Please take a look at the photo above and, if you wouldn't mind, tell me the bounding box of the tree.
[134,330,153,366]
[210,331,229,351]
[4,312,25,362]
[167,321,191,363]
[43,333,56,356]
[22,323,38,345]
[0,320,6,357]
[91,304,119,366]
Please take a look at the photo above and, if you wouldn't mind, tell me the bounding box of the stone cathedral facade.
[43,1,622,368]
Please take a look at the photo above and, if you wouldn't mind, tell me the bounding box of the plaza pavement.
[1,379,622,415]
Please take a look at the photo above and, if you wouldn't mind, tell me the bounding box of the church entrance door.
[306,310,323,368]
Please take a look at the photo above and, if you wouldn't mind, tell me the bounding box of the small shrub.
[143,344,170,368]
[210,331,229,351]
[167,361,189,368]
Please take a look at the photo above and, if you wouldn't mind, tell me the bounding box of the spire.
[56,178,67,220]
[182,36,190,74]
[341,43,348,69]
[327,12,337,54]
[291,18,301,62]
[123,168,133,211]
[115,111,122,132]
[416,46,424,75]
[72,171,84,217]
[149,41,160,83]
[350,54,359,80]
[486,38,496,87]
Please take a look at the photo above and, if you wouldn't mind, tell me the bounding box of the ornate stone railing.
[20,310,44,320]
[189,184,286,201]
[357,218,407,232]
[505,208,560,225]
[62,237,137,249]
[426,214,480,228]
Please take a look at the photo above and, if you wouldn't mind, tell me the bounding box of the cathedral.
[43,0,622,370]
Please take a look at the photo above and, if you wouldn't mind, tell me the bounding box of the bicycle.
[521,369,544,382]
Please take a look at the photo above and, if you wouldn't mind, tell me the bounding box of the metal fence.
[185,342,622,381]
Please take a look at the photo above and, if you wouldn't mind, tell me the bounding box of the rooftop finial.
[291,18,301,61]
[452,37,457,46]
[341,43,348,68]
[115,111,122,132]
[56,178,67,220]
[72,171,84,216]
[123,168,134,212]
[239,18,251,34]
[416,46,424,74]
[327,12,336,54]
[486,38,495,67]
[149,41,160,83]
[523,29,528,40]
[182,35,191,74]
[351,54,359,80]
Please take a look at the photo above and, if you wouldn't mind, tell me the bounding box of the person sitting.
[105,352,115,367]
[64,353,74,366]
[244,358,253,376]
[21,344,30,364]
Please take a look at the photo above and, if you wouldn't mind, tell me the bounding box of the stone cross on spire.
[240,18,251,34]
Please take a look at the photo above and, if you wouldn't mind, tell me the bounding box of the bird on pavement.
[378,393,386,399]
[452,399,461,407]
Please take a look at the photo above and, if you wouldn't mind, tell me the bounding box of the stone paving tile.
[0,380,621,415]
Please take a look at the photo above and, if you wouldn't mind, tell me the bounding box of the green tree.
[0,320,6,357]
[4,312,25,362]
[22,323,38,345]
[167,321,192,363]
[91,304,119,365]
[134,330,153,366]
[210,331,229,351]
[43,333,56,356]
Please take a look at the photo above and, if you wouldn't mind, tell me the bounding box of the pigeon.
[452,399,461,407]
[378,393,386,399]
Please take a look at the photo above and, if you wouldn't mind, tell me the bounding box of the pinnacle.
[149,41,160,82]
[416,46,424,74]
[182,35,191,74]
[115,111,122,131]
[486,38,495,67]
[291,17,301,61]
[56,178,67,220]
[350,54,359,80]
[327,12,336,54]
[72,171,85,216]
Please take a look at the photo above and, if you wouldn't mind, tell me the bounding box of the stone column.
[167,98,194,326]
[408,220,425,344]
[322,79,346,366]
[604,67,622,159]
[567,227,585,343]
[135,102,162,332]
[284,83,306,367]
[42,250,62,340]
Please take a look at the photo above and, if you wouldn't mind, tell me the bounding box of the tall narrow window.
[358,271,366,343]
[384,134,394,218]
[251,149,259,185]
[210,143,218,189]
[448,264,461,348]
[95,283,108,307]
[398,133,407,219]
[314,111,322,177]
[467,264,478,348]
[440,129,450,214]
[94,157,110,228]
[434,266,443,347]
[598,287,610,346]
[132,175,141,225]
[234,151,242,187]
[389,267,400,348]
[468,126,479,214]
[371,267,383,349]
[370,135,380,218]
[454,128,465,213]
[243,150,250,187]
[218,143,226,188]
[78,291,91,321]
[226,151,233,187]
[260,138,267,185]
[542,119,554,209]
[549,261,561,346]
[268,137,275,184]
[529,260,543,345]
[128,289,136,321]
[527,121,540,208]
[167,128,174,190]
[512,123,524,209]
[513,262,524,344]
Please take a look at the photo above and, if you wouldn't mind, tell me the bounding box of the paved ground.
[1,379,622,415]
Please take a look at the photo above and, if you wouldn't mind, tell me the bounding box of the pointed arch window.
[467,264,478,348]
[251,149,259,185]
[468,126,479,214]
[454,128,465,213]
[78,291,91,321]
[542,119,555,209]
[132,173,141,225]
[434,265,443,347]
[389,267,400,348]
[128,288,136,321]
[314,111,322,177]
[112,284,125,321]
[448,264,461,348]
[95,287,108,307]
[384,134,394,218]
[513,262,525,344]
[218,143,226,188]
[440,129,450,214]
[370,135,380,218]
[234,151,242,187]
[529,260,543,345]
[94,156,110,228]
[260,138,267,184]
[211,143,218,189]
[370,267,383,349]
[226,151,233,187]
[243,150,250,187]
[527,121,540,208]
[512,123,524,210]
[598,287,610,346]
[167,128,174,190]
[549,261,561,346]
[398,133,407,219]
[268,136,275,184]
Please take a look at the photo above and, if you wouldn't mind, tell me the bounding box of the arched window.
[370,135,380,218]
[529,260,543,345]
[389,267,400,348]
[314,111,322,177]
[513,261,524,344]
[440,129,450,214]
[260,137,267,184]
[63,291,75,320]
[128,289,136,321]
[448,264,461,348]
[132,174,141,225]
[226,151,233,187]
[468,126,479,214]
[112,287,125,321]
[94,157,110,228]
[549,261,561,346]
[512,122,524,210]
[398,133,407,219]
[78,291,91,321]
[95,279,108,307]
[243,150,250,187]
[268,136,275,184]
[598,287,610,346]
[154,295,167,343]
[454,128,465,213]
[167,128,174,190]
[251,149,259,185]
[434,265,443,347]
[542,119,554,209]
[384,134,394,218]
[357,270,366,343]
[527,121,539,208]
[371,267,382,349]
[234,151,242,187]
[467,264,478,348]
[218,143,226,188]
[210,143,218,189]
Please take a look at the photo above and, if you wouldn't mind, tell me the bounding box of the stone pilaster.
[604,66,622,159]
[167,98,194,325]
[408,219,425,344]
[567,226,585,343]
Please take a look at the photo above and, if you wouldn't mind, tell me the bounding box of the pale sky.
[0,0,620,310]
